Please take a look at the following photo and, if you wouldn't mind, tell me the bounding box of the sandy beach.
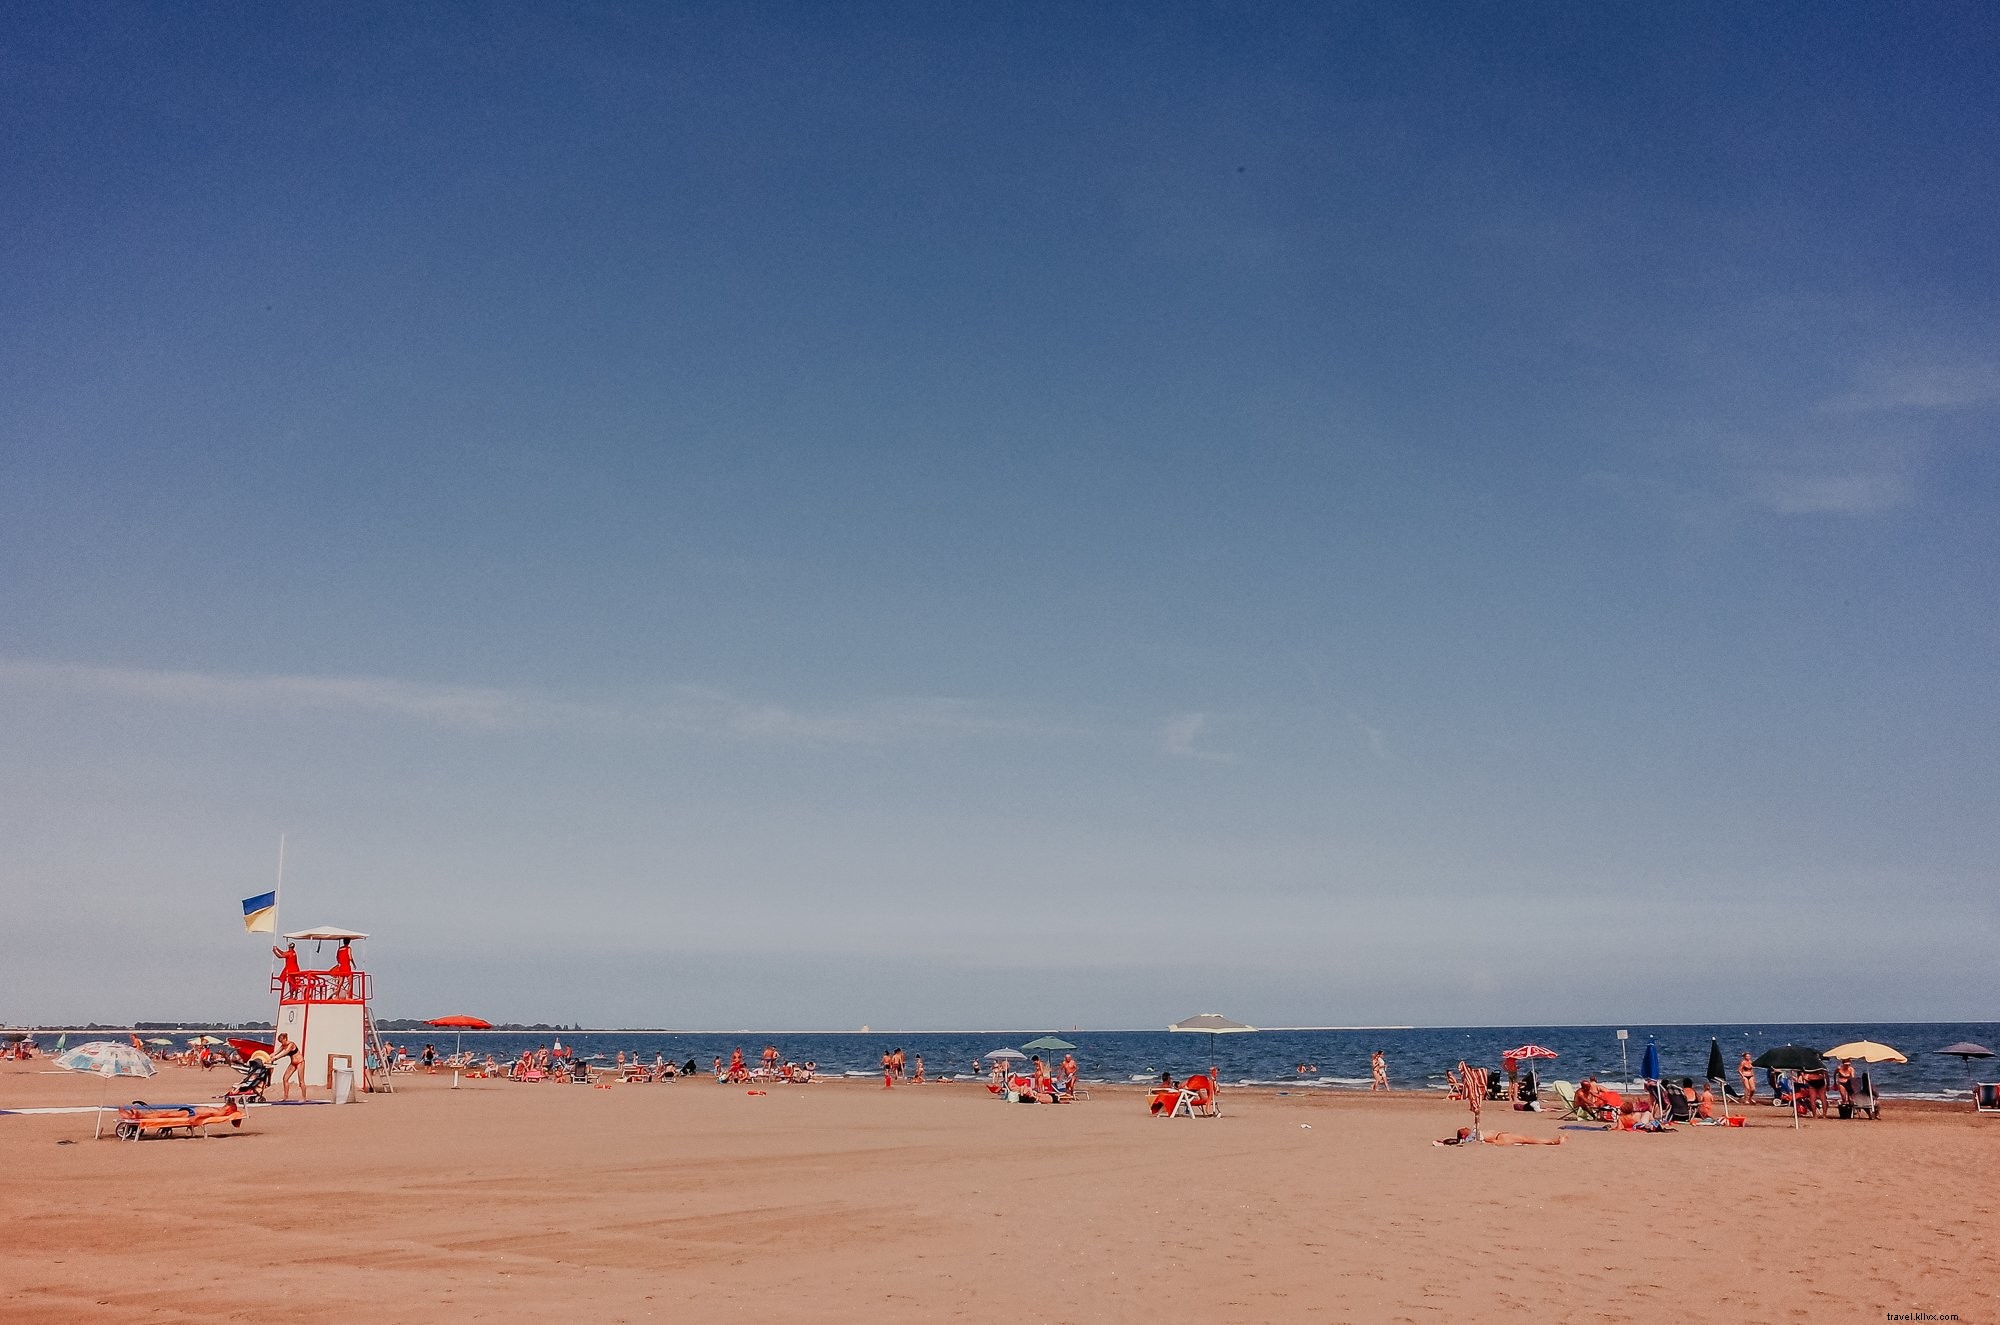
[3,1059,1993,1322]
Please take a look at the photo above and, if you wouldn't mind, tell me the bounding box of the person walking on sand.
[1739,1051,1757,1104]
[1371,1050,1389,1092]
[273,1033,306,1101]
[882,1048,896,1089]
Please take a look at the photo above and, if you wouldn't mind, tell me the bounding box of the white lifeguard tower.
[271,926,384,1094]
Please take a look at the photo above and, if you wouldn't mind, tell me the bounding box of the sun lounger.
[114,1099,246,1140]
[1974,1083,1999,1114]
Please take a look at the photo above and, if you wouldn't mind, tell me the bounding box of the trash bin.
[331,1066,355,1105]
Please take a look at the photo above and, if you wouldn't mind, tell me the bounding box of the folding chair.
[1168,1073,1219,1118]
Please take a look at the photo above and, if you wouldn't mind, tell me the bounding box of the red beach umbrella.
[425,1015,492,1062]
[1503,1044,1559,1061]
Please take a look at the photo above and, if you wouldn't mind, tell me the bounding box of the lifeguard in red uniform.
[329,940,356,999]
[272,943,304,998]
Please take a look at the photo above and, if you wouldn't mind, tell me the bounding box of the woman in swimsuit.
[1437,1127,1562,1146]
[273,1033,306,1101]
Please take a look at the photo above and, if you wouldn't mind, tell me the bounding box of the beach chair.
[1849,1071,1880,1120]
[1974,1083,2000,1114]
[1168,1074,1219,1118]
[1552,1080,1611,1123]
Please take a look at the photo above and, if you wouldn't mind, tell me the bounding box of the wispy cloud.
[1744,470,1914,516]
[0,660,1071,747]
[1160,711,1236,763]
[1820,356,2000,415]
[1347,713,1387,761]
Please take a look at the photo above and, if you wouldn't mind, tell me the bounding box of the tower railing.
[272,970,371,1004]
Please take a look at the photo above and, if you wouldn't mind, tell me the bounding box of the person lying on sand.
[1435,1127,1562,1146]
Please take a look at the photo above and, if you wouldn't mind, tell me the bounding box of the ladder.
[362,1008,394,1094]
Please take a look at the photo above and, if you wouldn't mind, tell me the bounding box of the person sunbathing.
[1149,1073,1180,1115]
[1436,1127,1563,1146]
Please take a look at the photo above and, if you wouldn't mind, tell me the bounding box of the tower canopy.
[283,927,368,941]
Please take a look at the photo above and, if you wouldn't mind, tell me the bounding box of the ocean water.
[373,1021,2000,1100]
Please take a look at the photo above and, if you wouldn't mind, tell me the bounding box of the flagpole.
[263,835,286,1022]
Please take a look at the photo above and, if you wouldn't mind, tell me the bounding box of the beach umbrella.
[1169,1013,1256,1071]
[1503,1044,1559,1062]
[146,1038,173,1046]
[425,1015,492,1060]
[984,1048,1026,1061]
[189,1035,224,1045]
[1935,1043,1995,1098]
[57,1041,156,1140]
[1707,1039,1730,1118]
[1753,1045,1825,1130]
[57,1042,156,1077]
[1021,1036,1077,1052]
[1753,1044,1827,1071]
[227,1037,274,1062]
[1825,1040,1905,1064]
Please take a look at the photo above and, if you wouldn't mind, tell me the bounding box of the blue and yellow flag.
[241,891,277,933]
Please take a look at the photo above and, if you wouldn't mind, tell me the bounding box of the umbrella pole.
[95,1069,107,1140]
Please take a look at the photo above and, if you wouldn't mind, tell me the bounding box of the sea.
[354,1021,2000,1100]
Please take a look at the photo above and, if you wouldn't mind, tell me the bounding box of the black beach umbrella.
[1754,1044,1825,1130]
[1935,1042,1995,1097]
[1752,1044,1825,1072]
[1707,1039,1730,1117]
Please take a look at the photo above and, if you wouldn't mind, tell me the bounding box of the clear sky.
[3,4,1995,1029]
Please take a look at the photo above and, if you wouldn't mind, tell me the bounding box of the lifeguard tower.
[271,926,387,1094]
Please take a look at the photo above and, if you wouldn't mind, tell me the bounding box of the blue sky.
[3,4,1995,1028]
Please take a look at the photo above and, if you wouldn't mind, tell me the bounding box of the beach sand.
[3,1059,1993,1322]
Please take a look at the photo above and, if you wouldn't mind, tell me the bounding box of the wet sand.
[2,1059,1993,1322]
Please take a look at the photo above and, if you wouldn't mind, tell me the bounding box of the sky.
[2,3,1995,1029]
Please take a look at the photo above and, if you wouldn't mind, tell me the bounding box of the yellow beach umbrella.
[1825,1040,1906,1064]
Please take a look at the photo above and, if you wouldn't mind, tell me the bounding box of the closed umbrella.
[1639,1038,1664,1116]
[57,1041,156,1139]
[1707,1039,1730,1118]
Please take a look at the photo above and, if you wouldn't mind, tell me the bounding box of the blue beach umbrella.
[1641,1038,1661,1082]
